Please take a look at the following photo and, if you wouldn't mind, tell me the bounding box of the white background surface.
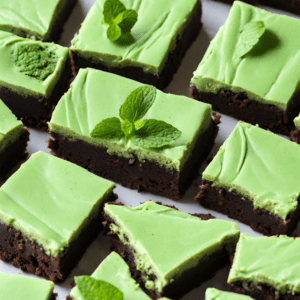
[1,1,299,299]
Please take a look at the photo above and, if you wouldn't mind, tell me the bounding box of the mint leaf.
[118,9,138,33]
[236,21,266,58]
[90,117,124,140]
[76,276,123,300]
[119,86,156,122]
[132,119,182,148]
[107,23,122,41]
[103,0,126,24]
[121,119,134,136]
[134,119,146,131]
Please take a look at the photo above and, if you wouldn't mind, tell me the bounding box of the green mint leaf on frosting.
[132,119,182,148]
[102,0,138,42]
[119,85,156,122]
[236,21,266,58]
[75,276,123,300]
[121,119,134,136]
[91,117,124,140]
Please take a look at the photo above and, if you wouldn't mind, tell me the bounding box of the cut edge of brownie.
[102,201,234,300]
[0,127,30,180]
[0,192,117,283]
[47,116,218,200]
[190,85,299,135]
[290,127,300,144]
[195,180,300,236]
[70,0,202,90]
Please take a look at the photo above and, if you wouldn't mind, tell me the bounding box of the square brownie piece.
[70,0,201,90]
[195,121,300,236]
[48,68,218,200]
[0,30,71,128]
[0,99,29,179]
[0,151,116,283]
[228,233,300,299]
[0,271,55,300]
[191,1,300,134]
[0,0,77,41]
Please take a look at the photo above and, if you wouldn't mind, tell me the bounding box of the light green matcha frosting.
[203,121,300,220]
[104,201,240,293]
[294,114,300,127]
[71,0,199,75]
[0,99,23,153]
[49,68,212,171]
[70,252,171,300]
[0,272,54,300]
[191,1,300,110]
[0,30,69,98]
[0,0,69,41]
[0,151,115,257]
[228,233,300,295]
[205,288,254,300]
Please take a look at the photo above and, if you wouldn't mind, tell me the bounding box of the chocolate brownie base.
[0,192,117,283]
[0,59,71,129]
[50,294,57,300]
[0,127,29,179]
[190,85,299,135]
[290,127,300,144]
[48,119,218,200]
[70,1,202,90]
[102,202,230,300]
[230,281,300,300]
[195,180,300,236]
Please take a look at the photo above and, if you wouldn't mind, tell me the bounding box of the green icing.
[104,201,240,293]
[0,0,69,41]
[205,288,254,300]
[0,99,23,153]
[71,0,199,75]
[0,271,54,300]
[228,233,300,295]
[0,151,115,257]
[203,121,300,220]
[70,252,171,300]
[191,1,300,110]
[0,30,69,98]
[294,113,300,127]
[49,68,212,171]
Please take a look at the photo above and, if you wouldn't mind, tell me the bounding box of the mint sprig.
[102,0,138,42]
[75,276,123,300]
[235,21,266,58]
[90,85,182,149]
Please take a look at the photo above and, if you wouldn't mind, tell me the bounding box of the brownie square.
[0,151,116,283]
[191,1,300,134]
[48,68,218,200]
[0,0,77,41]
[70,0,201,90]
[195,121,300,236]
[0,31,71,128]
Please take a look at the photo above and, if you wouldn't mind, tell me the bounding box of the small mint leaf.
[134,119,146,131]
[118,9,138,33]
[107,23,122,41]
[76,276,123,300]
[132,119,182,148]
[236,21,266,58]
[90,117,124,140]
[119,86,156,122]
[103,0,126,25]
[121,119,134,136]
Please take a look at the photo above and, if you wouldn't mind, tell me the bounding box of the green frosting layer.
[228,233,300,295]
[203,121,300,220]
[191,1,300,110]
[0,151,115,257]
[294,113,300,127]
[49,68,212,171]
[70,252,171,300]
[0,30,69,98]
[0,0,69,41]
[0,99,23,153]
[0,271,54,300]
[71,0,199,75]
[205,288,254,300]
[104,201,240,293]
